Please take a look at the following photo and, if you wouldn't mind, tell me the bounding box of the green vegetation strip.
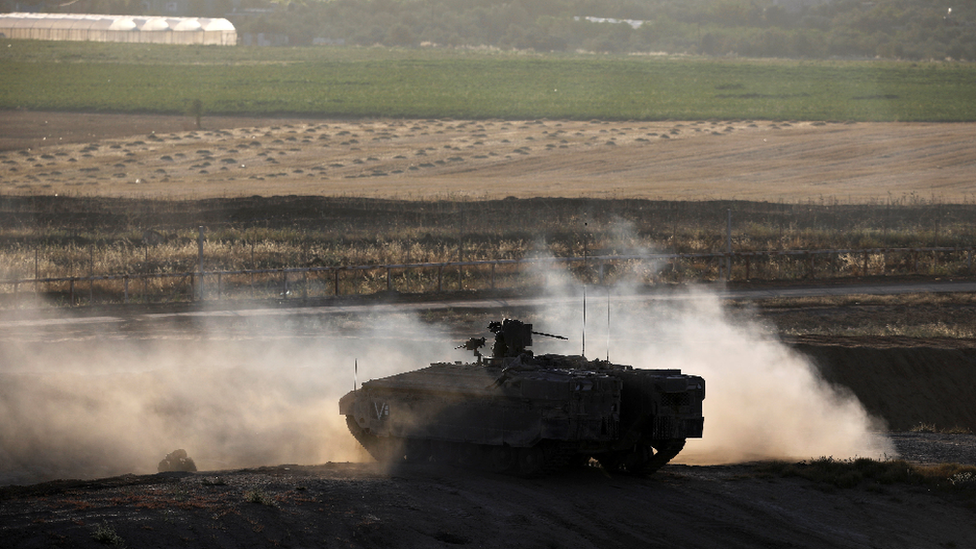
[2,42,975,121]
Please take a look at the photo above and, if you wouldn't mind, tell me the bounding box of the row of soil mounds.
[795,340,976,433]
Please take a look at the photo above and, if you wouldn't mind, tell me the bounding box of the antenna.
[582,283,587,358]
[582,221,588,358]
[354,358,358,391]
[606,286,611,362]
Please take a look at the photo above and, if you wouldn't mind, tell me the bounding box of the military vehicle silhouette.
[340,319,704,476]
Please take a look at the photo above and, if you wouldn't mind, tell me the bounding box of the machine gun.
[458,319,567,361]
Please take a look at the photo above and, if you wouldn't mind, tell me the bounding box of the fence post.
[89,244,94,305]
[726,208,732,281]
[198,226,205,301]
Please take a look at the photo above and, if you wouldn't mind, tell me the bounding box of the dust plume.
[0,261,894,484]
[0,312,452,485]
[524,222,893,464]
[534,284,894,464]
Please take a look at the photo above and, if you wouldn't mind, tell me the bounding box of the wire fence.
[0,245,972,308]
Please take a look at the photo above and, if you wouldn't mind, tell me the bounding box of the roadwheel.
[487,446,517,474]
[430,440,459,464]
[457,443,484,468]
[597,445,652,474]
[516,445,547,477]
[403,438,432,463]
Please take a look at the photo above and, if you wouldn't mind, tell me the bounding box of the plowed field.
[2,111,975,202]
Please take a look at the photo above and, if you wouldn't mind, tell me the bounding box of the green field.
[2,41,975,121]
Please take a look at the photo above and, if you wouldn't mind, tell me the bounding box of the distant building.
[574,16,645,29]
[0,12,237,45]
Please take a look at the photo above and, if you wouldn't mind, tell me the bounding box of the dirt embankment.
[795,341,976,433]
[2,457,975,549]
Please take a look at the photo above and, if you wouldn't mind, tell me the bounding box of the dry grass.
[763,293,976,340]
[2,196,976,307]
[759,457,976,492]
[909,424,974,435]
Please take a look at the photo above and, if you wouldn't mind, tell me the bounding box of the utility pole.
[726,209,732,281]
[198,226,205,300]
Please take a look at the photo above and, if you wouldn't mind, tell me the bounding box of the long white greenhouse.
[0,13,237,45]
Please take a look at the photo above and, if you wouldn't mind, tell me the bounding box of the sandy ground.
[1,111,975,202]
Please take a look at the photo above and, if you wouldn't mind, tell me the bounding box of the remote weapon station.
[339,319,704,476]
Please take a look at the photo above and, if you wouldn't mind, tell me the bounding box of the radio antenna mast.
[582,283,587,358]
[606,286,611,362]
[582,222,588,358]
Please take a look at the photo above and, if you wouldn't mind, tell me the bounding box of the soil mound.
[797,342,976,432]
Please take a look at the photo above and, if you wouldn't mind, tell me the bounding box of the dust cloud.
[520,220,894,464]
[0,268,894,485]
[534,284,895,464]
[0,313,453,485]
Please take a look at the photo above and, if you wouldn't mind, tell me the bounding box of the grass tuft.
[244,488,278,507]
[91,522,126,547]
[910,424,973,435]
[202,476,228,486]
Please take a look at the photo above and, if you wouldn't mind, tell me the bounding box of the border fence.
[0,245,972,308]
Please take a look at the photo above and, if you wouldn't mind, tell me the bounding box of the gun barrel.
[531,330,568,341]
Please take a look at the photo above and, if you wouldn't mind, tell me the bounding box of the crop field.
[2,41,976,121]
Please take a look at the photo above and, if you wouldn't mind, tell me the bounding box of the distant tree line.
[50,0,976,60]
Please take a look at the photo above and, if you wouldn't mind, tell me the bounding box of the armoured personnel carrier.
[339,319,704,476]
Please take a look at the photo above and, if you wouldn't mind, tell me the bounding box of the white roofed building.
[0,12,237,45]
